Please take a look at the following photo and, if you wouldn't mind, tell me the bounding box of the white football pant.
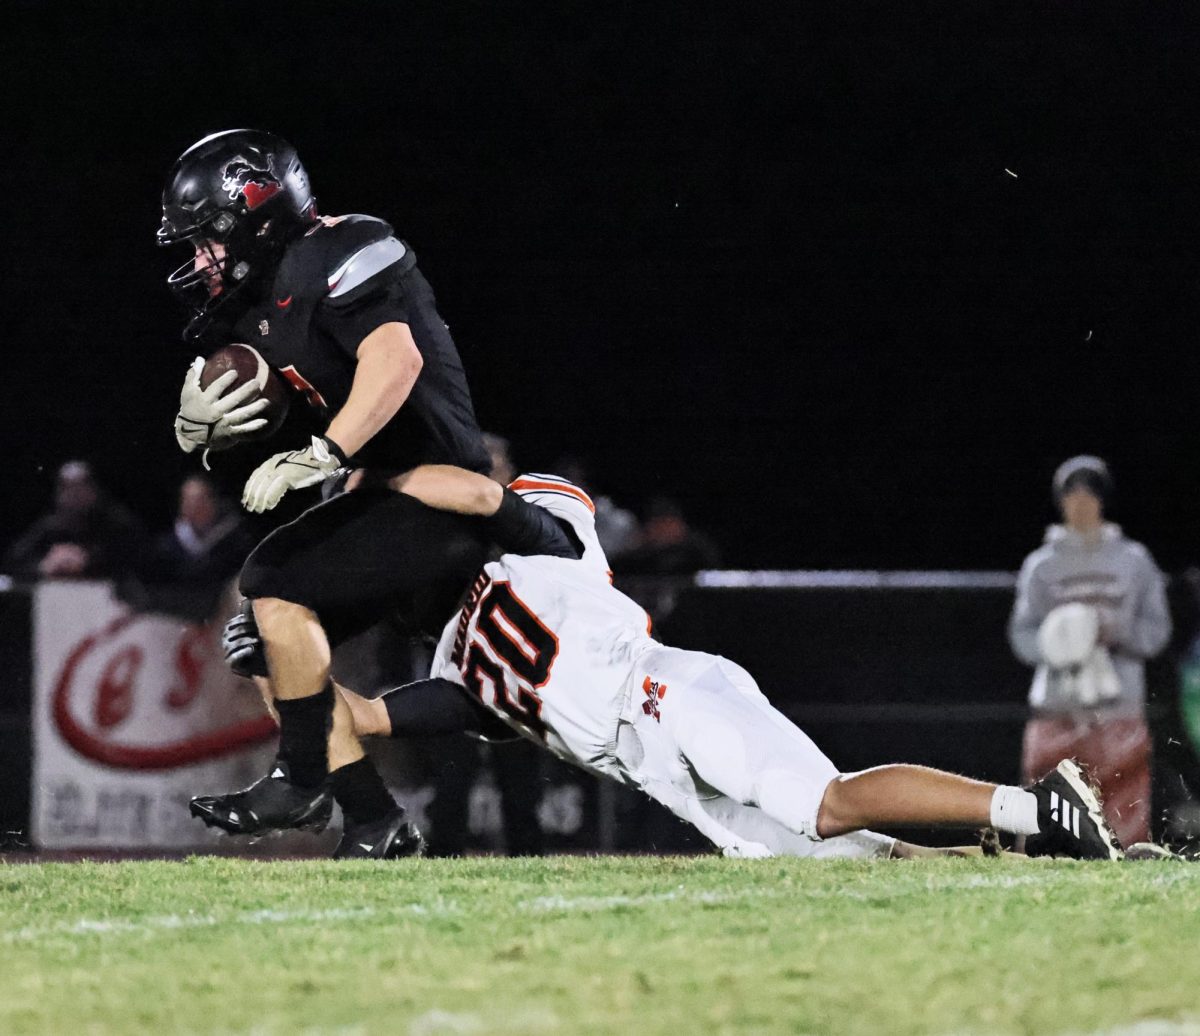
[614,645,894,860]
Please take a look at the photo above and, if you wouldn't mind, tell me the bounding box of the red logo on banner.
[51,614,276,771]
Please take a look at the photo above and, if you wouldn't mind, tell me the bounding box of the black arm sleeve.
[485,489,584,559]
[382,677,519,742]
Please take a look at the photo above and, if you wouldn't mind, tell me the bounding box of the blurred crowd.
[3,461,257,622]
[3,443,720,603]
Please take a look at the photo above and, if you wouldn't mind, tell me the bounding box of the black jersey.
[223,214,489,474]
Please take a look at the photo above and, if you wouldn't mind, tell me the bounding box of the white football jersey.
[430,474,654,775]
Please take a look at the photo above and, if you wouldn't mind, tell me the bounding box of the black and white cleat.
[1025,760,1123,861]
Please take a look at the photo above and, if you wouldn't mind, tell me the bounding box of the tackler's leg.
[814,757,1122,860]
[656,650,1122,861]
[816,764,996,837]
[654,651,842,845]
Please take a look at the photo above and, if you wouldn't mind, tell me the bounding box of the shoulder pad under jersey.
[275,214,406,303]
[508,474,605,565]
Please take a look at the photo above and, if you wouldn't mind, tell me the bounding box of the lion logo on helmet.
[221,154,283,211]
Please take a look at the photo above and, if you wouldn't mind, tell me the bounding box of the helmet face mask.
[164,239,233,327]
[158,129,316,339]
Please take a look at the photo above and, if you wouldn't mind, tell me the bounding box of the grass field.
[3,855,1198,1036]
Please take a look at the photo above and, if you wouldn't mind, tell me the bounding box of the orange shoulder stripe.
[508,478,596,513]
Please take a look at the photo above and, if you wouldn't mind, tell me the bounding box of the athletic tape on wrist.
[319,435,349,466]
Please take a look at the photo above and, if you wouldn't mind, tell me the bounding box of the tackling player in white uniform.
[332,464,1124,861]
[425,472,889,858]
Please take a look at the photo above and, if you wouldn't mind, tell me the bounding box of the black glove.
[221,600,269,678]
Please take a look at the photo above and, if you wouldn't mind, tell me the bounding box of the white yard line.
[407,1007,560,1036]
[4,902,456,944]
[1081,1022,1200,1036]
[522,887,749,912]
[521,868,1167,913]
[407,1012,483,1036]
[943,1018,1200,1036]
[8,866,1194,941]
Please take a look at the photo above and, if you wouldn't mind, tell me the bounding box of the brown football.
[199,343,291,441]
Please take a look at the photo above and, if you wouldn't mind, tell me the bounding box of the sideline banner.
[32,582,278,849]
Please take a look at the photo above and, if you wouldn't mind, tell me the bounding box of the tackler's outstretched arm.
[390,465,582,560]
[388,465,503,516]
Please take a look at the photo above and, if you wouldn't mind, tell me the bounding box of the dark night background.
[6,3,1200,572]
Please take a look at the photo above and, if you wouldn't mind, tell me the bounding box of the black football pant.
[239,487,489,645]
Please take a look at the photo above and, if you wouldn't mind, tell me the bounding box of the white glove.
[174,357,271,455]
[242,436,346,513]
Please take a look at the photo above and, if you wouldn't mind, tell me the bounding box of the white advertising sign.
[32,582,280,849]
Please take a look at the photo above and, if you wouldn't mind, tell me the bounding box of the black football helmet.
[158,129,316,339]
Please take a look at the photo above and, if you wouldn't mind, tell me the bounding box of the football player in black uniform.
[157,128,492,858]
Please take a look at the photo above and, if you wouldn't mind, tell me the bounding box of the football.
[199,343,291,441]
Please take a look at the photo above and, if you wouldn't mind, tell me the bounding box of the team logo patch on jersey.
[221,154,283,210]
[641,676,667,722]
[258,318,269,336]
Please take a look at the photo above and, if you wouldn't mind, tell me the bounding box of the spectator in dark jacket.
[4,461,145,581]
[134,474,257,621]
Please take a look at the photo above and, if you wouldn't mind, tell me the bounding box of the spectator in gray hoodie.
[1008,455,1170,845]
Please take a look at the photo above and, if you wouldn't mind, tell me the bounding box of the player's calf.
[814,765,1002,839]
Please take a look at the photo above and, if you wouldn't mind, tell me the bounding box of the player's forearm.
[389,466,581,558]
[325,322,423,456]
[388,465,503,516]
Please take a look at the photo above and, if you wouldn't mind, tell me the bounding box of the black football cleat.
[333,808,425,860]
[189,760,332,836]
[1025,760,1123,861]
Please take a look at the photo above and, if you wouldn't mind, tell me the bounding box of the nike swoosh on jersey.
[276,295,293,309]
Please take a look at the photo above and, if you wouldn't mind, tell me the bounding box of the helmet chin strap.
[167,206,298,341]
[180,270,254,341]
[180,244,283,341]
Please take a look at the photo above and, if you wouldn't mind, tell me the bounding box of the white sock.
[989,785,1040,836]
